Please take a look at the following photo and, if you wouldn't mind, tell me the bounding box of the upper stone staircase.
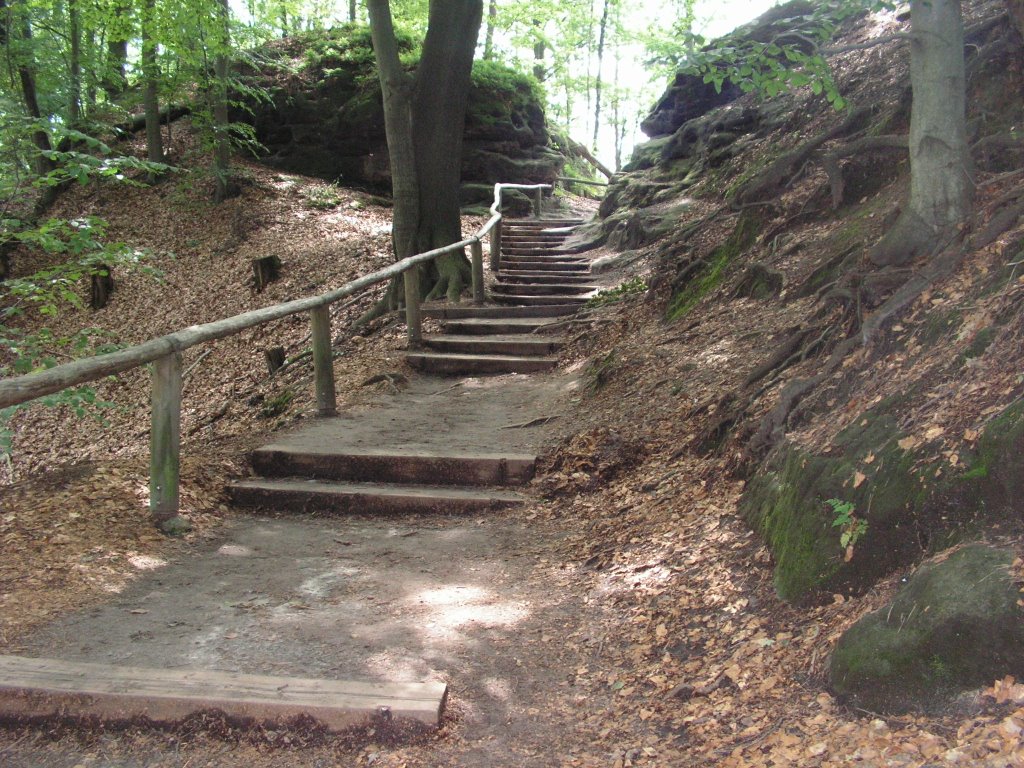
[406,217,593,376]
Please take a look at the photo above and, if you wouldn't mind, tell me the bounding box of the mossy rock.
[741,394,1024,603]
[830,544,1024,714]
[623,137,672,172]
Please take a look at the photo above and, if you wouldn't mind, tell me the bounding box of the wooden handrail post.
[151,352,189,534]
[470,239,485,304]
[404,266,422,346]
[310,305,337,417]
[533,187,543,218]
[490,218,502,272]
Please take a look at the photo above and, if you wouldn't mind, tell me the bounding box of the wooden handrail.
[0,182,553,530]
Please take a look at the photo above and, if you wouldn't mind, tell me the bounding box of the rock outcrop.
[233,27,566,191]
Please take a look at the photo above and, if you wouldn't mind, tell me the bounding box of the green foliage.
[826,497,869,551]
[585,277,647,308]
[303,182,345,209]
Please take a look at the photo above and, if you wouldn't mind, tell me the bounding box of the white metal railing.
[0,182,553,530]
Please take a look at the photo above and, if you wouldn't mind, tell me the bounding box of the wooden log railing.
[0,182,552,532]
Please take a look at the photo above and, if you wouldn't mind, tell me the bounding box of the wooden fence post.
[533,187,543,218]
[470,239,485,304]
[404,266,422,346]
[151,352,188,533]
[310,305,337,417]
[490,218,502,272]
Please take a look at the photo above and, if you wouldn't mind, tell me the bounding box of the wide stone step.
[424,333,564,356]
[231,478,526,514]
[251,446,536,486]
[491,282,598,296]
[498,271,595,284]
[406,351,558,375]
[491,293,591,306]
[421,302,580,319]
[501,236,570,245]
[442,317,567,335]
[498,259,590,272]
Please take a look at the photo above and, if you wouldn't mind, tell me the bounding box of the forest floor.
[1,129,1023,767]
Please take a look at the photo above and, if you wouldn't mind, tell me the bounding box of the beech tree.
[366,0,483,305]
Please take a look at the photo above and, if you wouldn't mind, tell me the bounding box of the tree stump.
[264,346,286,375]
[252,255,282,292]
[90,265,115,309]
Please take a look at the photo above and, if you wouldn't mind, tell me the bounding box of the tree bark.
[367,0,483,307]
[102,1,131,100]
[68,0,82,124]
[870,0,972,266]
[592,0,610,150]
[483,0,496,60]
[141,0,163,166]
[212,0,232,203]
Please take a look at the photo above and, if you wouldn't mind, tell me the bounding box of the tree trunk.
[483,0,496,60]
[870,0,972,266]
[592,0,610,150]
[367,0,483,309]
[212,0,232,203]
[141,0,163,167]
[102,2,131,100]
[532,19,545,82]
[349,0,357,22]
[0,0,55,178]
[68,0,82,124]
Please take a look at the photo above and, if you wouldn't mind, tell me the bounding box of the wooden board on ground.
[0,655,447,730]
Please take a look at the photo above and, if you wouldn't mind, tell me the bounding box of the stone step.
[491,282,598,296]
[498,259,590,272]
[503,219,584,228]
[502,248,578,257]
[406,351,558,375]
[421,302,580,319]
[491,293,591,306]
[501,236,570,245]
[498,271,595,284]
[231,478,525,515]
[442,317,567,335]
[424,333,564,356]
[251,446,536,486]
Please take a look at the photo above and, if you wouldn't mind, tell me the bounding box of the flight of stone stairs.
[230,216,592,516]
[406,217,594,376]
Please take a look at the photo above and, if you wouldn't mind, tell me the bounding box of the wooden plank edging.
[0,655,447,731]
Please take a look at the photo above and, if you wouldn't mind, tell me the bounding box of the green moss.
[667,211,761,321]
[962,326,997,360]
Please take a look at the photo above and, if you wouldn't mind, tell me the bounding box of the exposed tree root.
[354,252,473,329]
[822,135,908,209]
[732,105,873,206]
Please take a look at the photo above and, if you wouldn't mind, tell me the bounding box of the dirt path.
[0,370,612,767]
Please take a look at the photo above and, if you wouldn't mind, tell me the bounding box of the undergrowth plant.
[586,277,647,308]
[826,497,869,561]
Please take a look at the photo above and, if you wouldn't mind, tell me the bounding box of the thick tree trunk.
[141,0,163,167]
[368,0,483,308]
[870,0,972,266]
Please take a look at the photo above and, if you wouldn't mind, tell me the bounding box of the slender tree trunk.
[141,0,163,166]
[532,19,545,82]
[592,0,610,150]
[483,0,496,60]
[349,0,356,22]
[870,0,971,266]
[68,0,82,124]
[212,0,232,202]
[84,27,97,108]
[0,0,55,177]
